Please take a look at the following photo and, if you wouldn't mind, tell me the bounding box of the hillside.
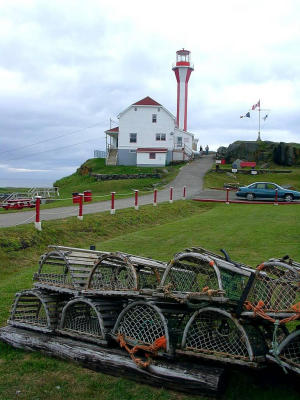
[217,140,300,166]
[53,158,183,200]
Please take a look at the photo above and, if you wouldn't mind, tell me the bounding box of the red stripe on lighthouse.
[184,69,192,131]
[174,68,180,127]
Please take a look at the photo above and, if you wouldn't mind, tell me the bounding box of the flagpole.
[257,99,261,141]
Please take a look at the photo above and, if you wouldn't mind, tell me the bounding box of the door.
[265,183,277,199]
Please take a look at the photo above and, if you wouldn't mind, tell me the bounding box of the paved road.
[0,155,234,228]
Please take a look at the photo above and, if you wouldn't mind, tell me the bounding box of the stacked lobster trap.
[7,245,300,375]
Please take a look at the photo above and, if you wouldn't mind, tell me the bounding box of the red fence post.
[169,187,173,204]
[134,190,139,210]
[34,196,42,231]
[111,192,115,214]
[153,189,157,207]
[77,193,84,220]
[183,186,186,200]
[274,189,278,205]
[226,188,230,204]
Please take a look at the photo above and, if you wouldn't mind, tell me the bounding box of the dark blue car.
[236,182,300,201]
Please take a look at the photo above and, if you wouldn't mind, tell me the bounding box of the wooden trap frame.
[34,245,166,296]
[8,290,63,333]
[178,307,267,367]
[57,297,123,345]
[158,249,253,306]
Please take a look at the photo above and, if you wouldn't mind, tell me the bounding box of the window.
[266,183,276,190]
[156,133,166,141]
[157,108,160,112]
[177,136,182,147]
[149,152,156,159]
[129,149,136,153]
[130,133,137,143]
[152,114,157,123]
[134,107,137,111]
[256,183,266,189]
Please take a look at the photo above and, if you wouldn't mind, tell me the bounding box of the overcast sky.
[1,0,300,187]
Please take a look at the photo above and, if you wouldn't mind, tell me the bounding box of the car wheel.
[246,193,254,201]
[284,194,293,202]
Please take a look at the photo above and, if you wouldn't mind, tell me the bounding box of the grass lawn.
[0,201,300,399]
[0,158,183,214]
[204,164,300,190]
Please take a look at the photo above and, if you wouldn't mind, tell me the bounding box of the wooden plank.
[0,326,225,396]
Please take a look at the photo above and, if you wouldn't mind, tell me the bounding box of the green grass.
[204,165,300,190]
[0,158,183,213]
[0,201,300,399]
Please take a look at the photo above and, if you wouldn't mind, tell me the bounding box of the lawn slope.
[0,201,300,399]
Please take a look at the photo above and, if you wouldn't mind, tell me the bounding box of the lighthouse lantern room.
[172,49,194,131]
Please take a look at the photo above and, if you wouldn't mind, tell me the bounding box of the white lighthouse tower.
[172,49,194,131]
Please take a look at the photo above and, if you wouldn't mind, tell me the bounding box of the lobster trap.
[158,250,252,305]
[243,261,300,319]
[8,290,63,333]
[2,244,300,392]
[34,246,166,295]
[179,307,267,366]
[267,328,300,374]
[57,297,122,345]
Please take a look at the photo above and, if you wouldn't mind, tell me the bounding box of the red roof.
[136,148,168,153]
[105,126,119,133]
[133,96,161,106]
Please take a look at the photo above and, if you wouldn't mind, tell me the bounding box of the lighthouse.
[172,49,194,131]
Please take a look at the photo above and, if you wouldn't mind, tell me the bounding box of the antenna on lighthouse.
[172,49,194,131]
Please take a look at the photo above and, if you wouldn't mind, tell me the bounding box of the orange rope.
[116,334,167,368]
[244,300,300,324]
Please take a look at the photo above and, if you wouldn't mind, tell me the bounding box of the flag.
[240,112,250,118]
[263,114,268,121]
[252,100,260,110]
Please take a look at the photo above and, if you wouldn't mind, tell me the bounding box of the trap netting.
[181,307,267,362]
[245,261,300,315]
[8,290,61,332]
[87,253,138,291]
[159,252,251,302]
[278,329,300,370]
[112,301,170,352]
[58,297,121,344]
[34,249,101,289]
[86,252,164,292]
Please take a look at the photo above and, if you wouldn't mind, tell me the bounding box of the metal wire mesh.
[183,310,250,359]
[280,331,300,368]
[89,256,137,291]
[219,269,248,301]
[34,251,73,287]
[164,259,219,293]
[247,266,300,312]
[61,301,103,339]
[115,304,166,346]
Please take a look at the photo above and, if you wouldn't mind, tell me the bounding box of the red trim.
[79,194,83,217]
[35,198,40,223]
[174,68,180,127]
[111,192,115,210]
[176,61,190,66]
[134,190,138,207]
[153,189,157,204]
[136,147,167,153]
[184,69,192,131]
[133,96,161,106]
[106,127,119,133]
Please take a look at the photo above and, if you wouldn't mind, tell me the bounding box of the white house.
[105,96,198,167]
[104,49,198,167]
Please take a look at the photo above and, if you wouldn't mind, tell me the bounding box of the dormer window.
[152,114,157,123]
